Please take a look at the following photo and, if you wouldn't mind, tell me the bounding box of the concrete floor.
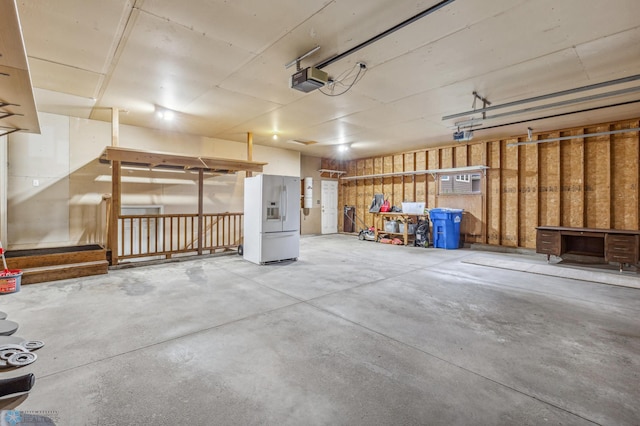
[1,234,639,425]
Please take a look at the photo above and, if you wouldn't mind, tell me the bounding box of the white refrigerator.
[243,174,300,264]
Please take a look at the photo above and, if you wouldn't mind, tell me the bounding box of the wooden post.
[108,107,121,265]
[110,160,121,265]
[112,108,119,147]
[246,132,253,177]
[198,169,204,255]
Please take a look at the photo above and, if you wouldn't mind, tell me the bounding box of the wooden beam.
[102,146,266,173]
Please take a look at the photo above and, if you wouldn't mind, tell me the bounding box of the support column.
[112,108,119,147]
[109,107,120,264]
[109,161,121,265]
[0,135,7,244]
[198,169,204,255]
[246,132,253,177]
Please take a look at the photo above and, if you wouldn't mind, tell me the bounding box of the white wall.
[6,112,301,249]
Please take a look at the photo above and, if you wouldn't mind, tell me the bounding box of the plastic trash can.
[429,208,463,249]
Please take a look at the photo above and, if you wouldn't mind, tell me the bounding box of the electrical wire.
[319,63,367,97]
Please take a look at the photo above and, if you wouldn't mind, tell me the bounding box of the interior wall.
[0,135,7,244]
[300,155,322,235]
[6,112,301,249]
[327,117,640,249]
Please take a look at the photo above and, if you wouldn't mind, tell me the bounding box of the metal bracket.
[472,91,492,119]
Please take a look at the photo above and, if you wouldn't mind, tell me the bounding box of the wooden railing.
[117,212,243,262]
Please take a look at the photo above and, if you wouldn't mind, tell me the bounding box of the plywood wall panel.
[470,143,484,166]
[584,126,611,229]
[440,147,453,168]
[518,142,538,248]
[393,155,404,206]
[454,145,468,168]
[356,160,366,230]
[330,117,640,248]
[486,141,501,245]
[346,161,357,231]
[415,151,427,204]
[383,156,393,203]
[373,157,383,224]
[610,129,639,229]
[501,140,518,246]
[404,153,415,202]
[427,151,439,208]
[538,135,561,227]
[364,158,374,229]
[560,131,585,228]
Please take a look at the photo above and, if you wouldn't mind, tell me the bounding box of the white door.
[321,180,338,234]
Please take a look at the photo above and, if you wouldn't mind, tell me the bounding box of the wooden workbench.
[373,212,428,245]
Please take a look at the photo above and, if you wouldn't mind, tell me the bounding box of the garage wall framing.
[325,117,640,249]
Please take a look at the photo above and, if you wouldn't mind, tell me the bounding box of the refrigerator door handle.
[282,185,287,222]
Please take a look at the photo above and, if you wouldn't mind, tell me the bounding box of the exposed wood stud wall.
[325,117,640,249]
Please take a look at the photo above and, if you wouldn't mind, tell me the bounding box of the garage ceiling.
[12,0,640,158]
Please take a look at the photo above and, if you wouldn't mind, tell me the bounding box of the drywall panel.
[8,113,70,248]
[300,156,323,235]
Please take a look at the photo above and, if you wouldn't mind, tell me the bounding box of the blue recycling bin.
[429,208,463,249]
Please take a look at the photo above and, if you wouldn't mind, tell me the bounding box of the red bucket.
[0,270,22,294]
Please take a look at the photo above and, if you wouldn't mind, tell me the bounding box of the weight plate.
[0,350,23,361]
[8,352,37,367]
[0,344,28,352]
[21,340,44,351]
[0,359,8,369]
[0,336,25,345]
[0,311,7,320]
[0,320,19,336]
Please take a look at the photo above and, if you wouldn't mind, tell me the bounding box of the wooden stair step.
[21,260,109,285]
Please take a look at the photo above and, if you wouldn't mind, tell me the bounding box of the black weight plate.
[0,320,18,336]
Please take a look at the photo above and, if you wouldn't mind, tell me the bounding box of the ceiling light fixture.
[156,107,175,121]
[272,134,278,140]
[338,144,350,152]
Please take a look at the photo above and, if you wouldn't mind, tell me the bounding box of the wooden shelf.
[318,169,347,178]
[340,165,489,181]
